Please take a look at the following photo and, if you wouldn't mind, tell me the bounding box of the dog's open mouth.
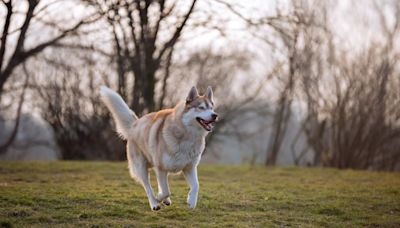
[196,117,216,131]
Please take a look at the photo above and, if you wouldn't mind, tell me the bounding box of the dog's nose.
[211,113,218,120]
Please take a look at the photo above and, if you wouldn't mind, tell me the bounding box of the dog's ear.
[205,86,214,104]
[186,86,199,103]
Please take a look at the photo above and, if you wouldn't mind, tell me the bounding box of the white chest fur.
[162,133,205,172]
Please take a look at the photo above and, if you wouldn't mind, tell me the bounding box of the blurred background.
[0,0,399,171]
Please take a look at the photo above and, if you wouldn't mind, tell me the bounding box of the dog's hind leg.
[127,141,160,211]
[154,169,172,206]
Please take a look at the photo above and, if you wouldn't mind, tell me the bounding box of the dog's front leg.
[183,165,199,209]
[155,169,172,206]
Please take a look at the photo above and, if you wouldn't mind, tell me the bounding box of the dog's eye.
[198,106,205,110]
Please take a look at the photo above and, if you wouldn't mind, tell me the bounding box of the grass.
[0,162,399,227]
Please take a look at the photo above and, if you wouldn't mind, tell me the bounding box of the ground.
[0,162,399,227]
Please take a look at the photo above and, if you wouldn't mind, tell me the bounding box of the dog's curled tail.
[100,86,137,139]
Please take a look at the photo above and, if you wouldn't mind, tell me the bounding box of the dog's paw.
[163,197,172,206]
[150,200,161,211]
[187,194,197,209]
[187,198,197,209]
[187,202,196,209]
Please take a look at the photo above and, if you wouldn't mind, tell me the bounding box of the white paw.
[163,197,172,206]
[187,196,197,209]
[149,199,161,211]
[151,204,161,211]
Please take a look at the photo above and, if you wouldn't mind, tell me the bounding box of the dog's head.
[182,86,218,132]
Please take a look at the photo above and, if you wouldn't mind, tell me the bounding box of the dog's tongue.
[204,120,213,124]
[199,119,214,131]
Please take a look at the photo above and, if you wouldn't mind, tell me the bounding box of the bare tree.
[89,0,198,115]
[29,47,125,160]
[261,1,319,165]
[218,0,400,170]
[0,0,100,154]
[291,1,400,171]
[0,64,29,154]
[0,0,99,100]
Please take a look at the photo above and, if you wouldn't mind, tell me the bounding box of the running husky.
[100,86,218,210]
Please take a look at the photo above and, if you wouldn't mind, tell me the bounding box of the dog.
[100,86,218,210]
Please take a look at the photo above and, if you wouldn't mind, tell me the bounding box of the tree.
[33,50,125,160]
[277,1,400,171]
[0,0,99,154]
[0,0,98,101]
[90,0,197,115]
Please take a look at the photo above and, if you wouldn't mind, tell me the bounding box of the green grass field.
[0,161,399,227]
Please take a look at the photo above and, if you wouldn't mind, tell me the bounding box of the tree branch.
[0,63,29,154]
[1,13,100,79]
[0,0,13,72]
[156,0,197,64]
[158,45,174,109]
[13,0,39,57]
